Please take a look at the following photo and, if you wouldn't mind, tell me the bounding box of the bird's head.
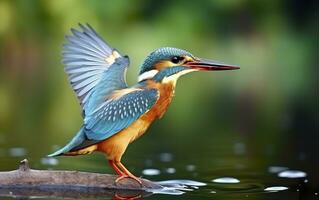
[138,47,239,84]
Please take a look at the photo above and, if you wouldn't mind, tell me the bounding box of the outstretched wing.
[83,88,159,141]
[63,24,128,112]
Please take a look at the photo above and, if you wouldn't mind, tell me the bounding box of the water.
[0,133,318,200]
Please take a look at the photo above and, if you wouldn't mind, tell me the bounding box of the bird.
[48,24,239,184]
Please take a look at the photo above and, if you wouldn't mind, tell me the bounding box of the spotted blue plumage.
[84,89,159,140]
[48,88,158,156]
[63,23,128,113]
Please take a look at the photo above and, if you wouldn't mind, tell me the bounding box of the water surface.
[0,133,318,200]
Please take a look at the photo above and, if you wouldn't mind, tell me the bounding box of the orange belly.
[96,116,152,161]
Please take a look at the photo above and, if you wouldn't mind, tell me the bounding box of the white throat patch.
[162,69,197,84]
[138,69,159,82]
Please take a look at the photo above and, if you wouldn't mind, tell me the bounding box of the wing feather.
[84,89,159,141]
[62,24,129,111]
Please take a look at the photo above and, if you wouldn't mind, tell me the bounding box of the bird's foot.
[115,174,143,186]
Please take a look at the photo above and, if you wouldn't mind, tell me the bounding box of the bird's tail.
[47,127,86,157]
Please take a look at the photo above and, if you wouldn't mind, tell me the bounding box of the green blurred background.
[0,0,318,198]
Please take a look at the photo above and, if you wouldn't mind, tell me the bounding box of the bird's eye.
[171,56,183,64]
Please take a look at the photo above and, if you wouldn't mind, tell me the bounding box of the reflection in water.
[278,170,307,178]
[0,187,151,200]
[212,177,240,183]
[113,192,142,200]
[211,179,265,194]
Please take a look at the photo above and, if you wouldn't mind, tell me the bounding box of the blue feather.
[84,56,129,115]
[48,127,87,157]
[84,88,159,141]
[62,24,129,112]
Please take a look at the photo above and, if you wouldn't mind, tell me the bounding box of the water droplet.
[41,157,59,166]
[142,168,160,176]
[166,168,176,174]
[159,152,173,162]
[186,164,196,171]
[278,170,307,178]
[265,186,288,191]
[9,147,27,157]
[212,177,240,183]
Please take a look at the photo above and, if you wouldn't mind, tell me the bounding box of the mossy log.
[0,159,162,199]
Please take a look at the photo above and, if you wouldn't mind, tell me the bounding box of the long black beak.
[185,58,240,71]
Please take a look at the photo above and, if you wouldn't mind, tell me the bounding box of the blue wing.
[63,24,129,113]
[84,88,159,141]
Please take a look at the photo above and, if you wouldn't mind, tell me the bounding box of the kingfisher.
[48,24,239,184]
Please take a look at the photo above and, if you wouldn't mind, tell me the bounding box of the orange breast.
[96,81,176,160]
[142,81,176,120]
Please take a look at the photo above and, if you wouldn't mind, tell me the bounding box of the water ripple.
[150,179,206,195]
[157,179,207,187]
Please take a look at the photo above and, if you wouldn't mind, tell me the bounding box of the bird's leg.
[116,162,135,177]
[108,160,125,176]
[111,160,142,185]
[116,161,142,185]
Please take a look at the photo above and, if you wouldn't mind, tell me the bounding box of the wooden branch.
[0,159,162,199]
